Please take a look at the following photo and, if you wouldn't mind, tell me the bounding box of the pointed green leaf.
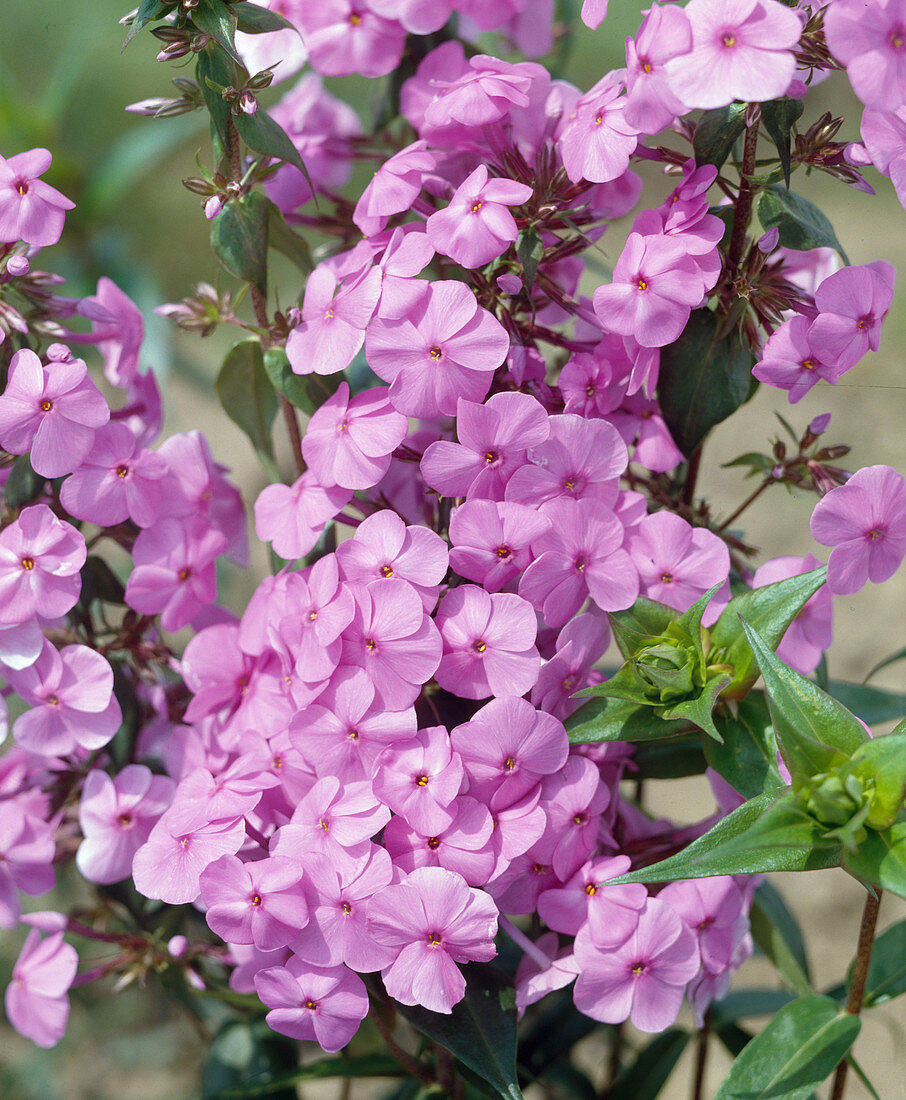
[709,565,827,699]
[826,680,906,725]
[215,339,278,471]
[709,989,797,1029]
[395,963,523,1100]
[267,202,312,274]
[632,734,708,779]
[610,790,841,885]
[761,97,804,188]
[3,454,45,509]
[660,672,733,741]
[858,919,906,1006]
[122,0,167,50]
[749,880,812,996]
[211,190,269,293]
[693,103,748,169]
[657,309,757,458]
[704,691,785,799]
[516,229,544,292]
[757,186,849,262]
[607,1030,689,1100]
[192,0,241,64]
[842,821,906,900]
[578,662,658,707]
[262,347,342,416]
[235,107,311,186]
[609,597,680,655]
[566,695,692,744]
[196,46,237,160]
[739,619,868,782]
[713,994,860,1100]
[235,3,298,33]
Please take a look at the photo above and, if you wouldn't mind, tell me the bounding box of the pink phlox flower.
[117,367,163,449]
[434,585,541,700]
[0,148,75,248]
[255,955,369,1050]
[451,696,568,809]
[514,931,580,1013]
[449,499,552,593]
[286,263,382,377]
[810,464,906,594]
[421,391,550,500]
[384,795,496,887]
[254,471,352,561]
[76,765,174,885]
[365,279,510,417]
[608,392,685,472]
[486,845,559,914]
[531,611,611,720]
[0,620,44,671]
[5,929,78,1048]
[368,866,499,1013]
[165,753,279,834]
[75,277,144,386]
[484,784,549,881]
[0,801,55,928]
[573,895,700,1031]
[535,754,611,881]
[341,578,443,709]
[809,260,896,371]
[399,40,470,136]
[289,666,417,782]
[271,775,390,872]
[623,3,693,134]
[519,498,639,628]
[295,0,407,78]
[353,141,438,237]
[427,164,533,268]
[558,76,639,185]
[302,382,408,491]
[752,315,846,402]
[256,731,317,822]
[538,855,647,938]
[665,0,803,111]
[228,942,292,994]
[7,641,121,757]
[0,347,109,478]
[265,73,360,212]
[291,847,396,972]
[372,725,465,835]
[825,0,906,111]
[659,876,750,982]
[336,509,448,612]
[422,54,548,130]
[628,511,730,624]
[60,421,167,527]
[369,0,453,33]
[234,0,309,85]
[200,853,308,952]
[860,106,906,209]
[131,811,246,905]
[593,232,708,348]
[505,413,628,509]
[752,554,832,674]
[125,517,228,632]
[558,336,633,418]
[0,504,85,625]
[580,0,608,29]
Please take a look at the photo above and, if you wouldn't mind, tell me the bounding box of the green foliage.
[262,347,340,415]
[235,4,298,34]
[757,186,849,261]
[191,0,242,65]
[266,202,313,274]
[657,309,756,457]
[704,692,784,800]
[3,454,45,509]
[760,97,804,188]
[215,339,279,474]
[516,229,544,291]
[748,881,813,996]
[211,191,270,293]
[201,1018,298,1100]
[693,104,748,170]
[235,108,310,181]
[606,1031,689,1100]
[857,919,906,1006]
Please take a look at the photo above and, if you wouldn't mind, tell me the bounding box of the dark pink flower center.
[347,728,359,741]
[426,931,443,948]
[40,399,53,412]
[427,836,441,850]
[305,998,319,1011]
[429,345,443,360]
[380,564,394,577]
[471,201,483,213]
[496,545,511,558]
[116,463,130,478]
[890,27,905,49]
[585,883,597,896]
[118,813,134,828]
[631,961,647,976]
[15,180,28,196]
[503,756,517,772]
[473,639,488,653]
[251,894,262,907]
[721,32,736,48]
[660,571,674,584]
[867,526,886,541]
[415,774,430,787]
[20,557,34,571]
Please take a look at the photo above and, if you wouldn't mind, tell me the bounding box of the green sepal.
[692,103,747,170]
[757,185,850,262]
[566,695,691,744]
[709,564,827,699]
[760,96,804,188]
[842,820,906,900]
[841,733,906,830]
[607,596,680,660]
[211,190,269,293]
[713,994,860,1100]
[704,691,785,799]
[191,0,242,65]
[659,670,733,742]
[573,663,668,708]
[739,618,868,783]
[215,339,279,475]
[607,789,842,885]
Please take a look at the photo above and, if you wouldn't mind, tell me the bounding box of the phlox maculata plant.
[1,1,905,1097]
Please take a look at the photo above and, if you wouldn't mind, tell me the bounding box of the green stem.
[691,1013,711,1100]
[716,477,772,533]
[829,890,882,1100]
[369,1007,435,1089]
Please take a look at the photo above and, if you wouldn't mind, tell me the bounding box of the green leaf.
[215,339,279,471]
[518,989,601,1078]
[660,671,732,742]
[607,597,680,660]
[3,454,45,509]
[517,229,544,291]
[693,103,748,170]
[192,0,241,64]
[749,880,812,996]
[201,1018,297,1100]
[657,309,756,458]
[607,1030,689,1100]
[704,692,784,799]
[859,919,906,1006]
[122,0,167,50]
[757,186,849,262]
[709,989,797,1029]
[566,695,692,744]
[211,190,269,293]
[610,789,841,885]
[395,964,522,1100]
[722,451,775,474]
[842,821,906,899]
[632,734,708,779]
[235,3,297,34]
[235,108,310,184]
[760,97,804,188]
[713,994,860,1100]
[739,619,869,782]
[79,556,127,607]
[196,46,238,161]
[826,680,906,725]
[262,347,341,415]
[267,202,312,274]
[709,565,827,699]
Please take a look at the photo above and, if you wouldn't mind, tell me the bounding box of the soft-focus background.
[0,2,904,1096]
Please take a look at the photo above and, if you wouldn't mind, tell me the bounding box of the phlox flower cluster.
[2,0,906,1063]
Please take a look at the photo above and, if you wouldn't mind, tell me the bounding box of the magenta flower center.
[531,863,548,877]
[427,836,441,850]
[118,813,133,828]
[305,998,319,1011]
[179,566,192,581]
[890,27,905,49]
[631,961,647,976]
[867,527,886,541]
[471,201,483,213]
[801,358,816,371]
[251,894,262,907]
[426,932,443,948]
[20,557,34,571]
[503,756,517,772]
[636,276,649,291]
[116,463,130,478]
[660,571,674,583]
[39,399,53,412]
[428,345,443,360]
[574,554,588,573]
[496,545,511,558]
[46,694,60,707]
[347,727,359,741]
[15,179,28,196]
[415,774,430,787]
[584,883,597,896]
[341,901,353,914]
[721,32,736,48]
[473,639,487,653]
[380,564,394,577]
